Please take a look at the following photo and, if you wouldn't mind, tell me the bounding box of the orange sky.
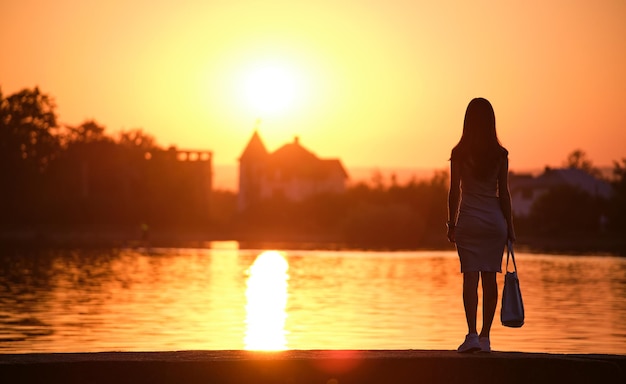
[2,1,625,179]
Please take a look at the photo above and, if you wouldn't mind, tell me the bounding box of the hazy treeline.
[237,171,449,248]
[237,158,626,250]
[1,87,211,230]
[2,86,625,250]
[515,151,626,239]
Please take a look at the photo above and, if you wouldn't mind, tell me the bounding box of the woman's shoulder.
[451,146,465,160]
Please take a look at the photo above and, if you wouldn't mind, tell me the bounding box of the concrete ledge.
[1,350,624,384]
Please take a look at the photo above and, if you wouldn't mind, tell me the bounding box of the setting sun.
[239,61,302,117]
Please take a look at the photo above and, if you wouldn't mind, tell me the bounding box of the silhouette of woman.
[447,97,516,353]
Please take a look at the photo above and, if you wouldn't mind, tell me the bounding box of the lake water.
[1,242,625,355]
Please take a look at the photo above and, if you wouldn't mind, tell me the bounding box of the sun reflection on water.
[244,251,289,351]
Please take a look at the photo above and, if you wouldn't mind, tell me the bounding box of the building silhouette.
[157,147,213,217]
[238,131,348,211]
[509,167,612,217]
[74,146,213,225]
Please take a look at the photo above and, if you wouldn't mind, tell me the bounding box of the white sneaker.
[479,336,491,353]
[457,333,481,353]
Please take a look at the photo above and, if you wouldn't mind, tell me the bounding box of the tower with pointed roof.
[238,130,268,211]
[238,131,348,211]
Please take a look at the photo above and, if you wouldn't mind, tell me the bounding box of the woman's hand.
[447,226,456,243]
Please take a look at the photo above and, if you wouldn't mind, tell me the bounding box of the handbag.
[501,241,525,327]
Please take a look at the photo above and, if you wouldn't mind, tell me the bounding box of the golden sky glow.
[1,0,625,174]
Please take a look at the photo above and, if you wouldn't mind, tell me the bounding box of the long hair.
[451,98,507,179]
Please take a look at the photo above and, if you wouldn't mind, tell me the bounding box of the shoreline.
[1,227,625,256]
[1,350,624,384]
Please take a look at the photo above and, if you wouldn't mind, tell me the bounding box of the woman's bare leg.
[479,271,498,338]
[462,272,480,335]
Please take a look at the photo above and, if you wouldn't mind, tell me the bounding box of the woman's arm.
[447,159,461,243]
[498,156,516,242]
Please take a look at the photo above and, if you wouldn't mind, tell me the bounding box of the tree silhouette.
[62,120,107,146]
[0,87,60,173]
[528,184,603,235]
[118,128,157,151]
[608,158,626,231]
[0,87,61,226]
[563,149,601,177]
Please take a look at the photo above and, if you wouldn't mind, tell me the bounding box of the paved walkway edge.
[1,350,624,384]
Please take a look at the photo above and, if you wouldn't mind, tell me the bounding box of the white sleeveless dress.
[455,160,507,273]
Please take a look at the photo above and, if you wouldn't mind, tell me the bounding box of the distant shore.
[1,350,624,384]
[1,227,625,255]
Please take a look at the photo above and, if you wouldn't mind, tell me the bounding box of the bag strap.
[505,240,518,273]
